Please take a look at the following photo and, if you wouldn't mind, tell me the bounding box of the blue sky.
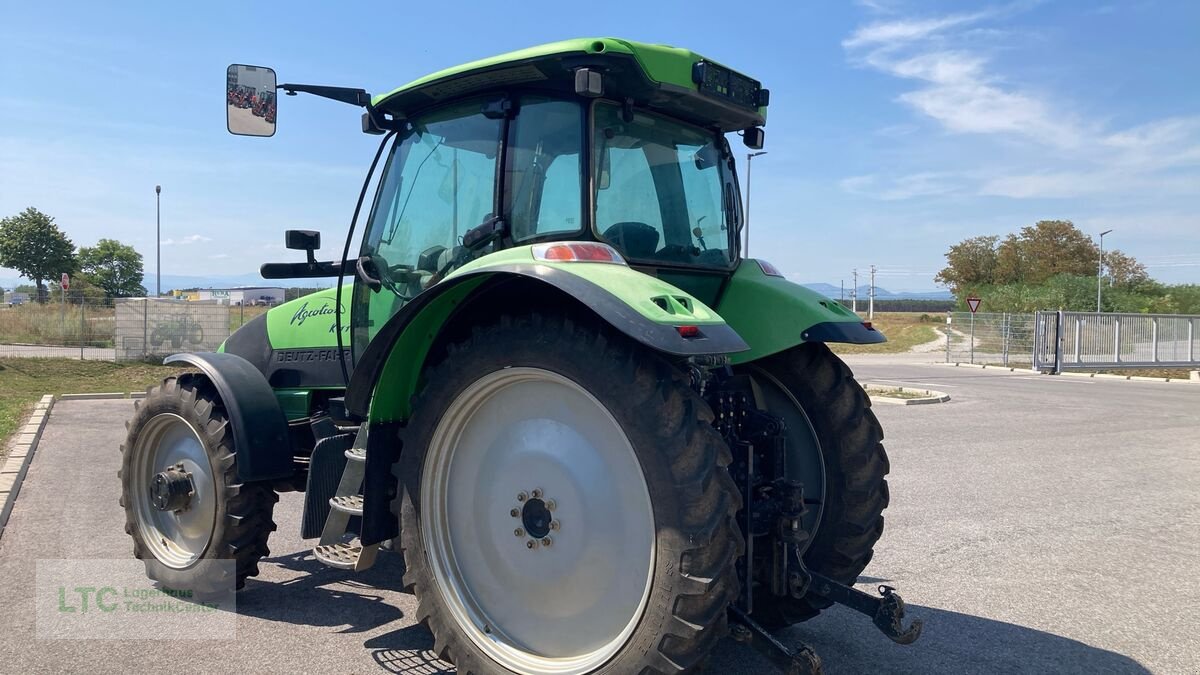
[2,0,1197,290]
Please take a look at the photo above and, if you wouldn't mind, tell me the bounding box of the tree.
[78,238,147,298]
[934,235,998,295]
[1009,220,1097,283]
[1103,249,1148,288]
[0,207,76,303]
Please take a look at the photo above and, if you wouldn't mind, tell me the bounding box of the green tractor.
[121,39,919,673]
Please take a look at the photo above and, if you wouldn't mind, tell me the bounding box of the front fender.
[346,247,748,422]
[716,260,885,364]
[163,352,293,482]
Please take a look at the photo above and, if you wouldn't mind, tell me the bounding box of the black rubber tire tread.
[746,342,890,626]
[119,373,278,594]
[395,313,743,674]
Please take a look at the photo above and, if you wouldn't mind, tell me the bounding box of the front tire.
[119,374,278,594]
[397,314,742,674]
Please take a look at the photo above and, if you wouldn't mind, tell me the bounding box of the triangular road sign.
[966,297,981,313]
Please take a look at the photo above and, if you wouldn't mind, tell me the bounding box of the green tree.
[0,207,77,303]
[78,238,146,298]
[1009,220,1098,283]
[934,235,999,295]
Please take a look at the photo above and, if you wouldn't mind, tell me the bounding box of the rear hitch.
[728,605,823,675]
[808,571,923,645]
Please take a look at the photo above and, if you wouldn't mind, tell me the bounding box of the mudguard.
[346,247,749,421]
[163,352,294,482]
[716,259,885,364]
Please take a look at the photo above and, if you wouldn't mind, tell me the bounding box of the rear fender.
[345,247,749,423]
[716,260,885,364]
[163,352,293,482]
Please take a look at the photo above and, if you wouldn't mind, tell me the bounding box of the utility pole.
[1097,229,1113,313]
[156,185,162,297]
[744,151,767,257]
[851,268,858,314]
[840,279,844,304]
[869,264,876,319]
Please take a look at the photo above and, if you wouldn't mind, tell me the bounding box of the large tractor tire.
[119,373,278,594]
[396,314,743,674]
[744,342,890,626]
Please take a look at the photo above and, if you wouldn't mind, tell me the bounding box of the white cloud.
[161,234,212,246]
[841,3,1200,202]
[840,172,961,200]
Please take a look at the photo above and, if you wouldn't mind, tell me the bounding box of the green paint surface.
[717,260,866,364]
[264,285,352,350]
[372,37,766,120]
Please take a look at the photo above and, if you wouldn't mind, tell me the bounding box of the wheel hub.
[150,463,195,512]
[521,497,553,539]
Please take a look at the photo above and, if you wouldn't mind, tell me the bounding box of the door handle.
[356,255,383,292]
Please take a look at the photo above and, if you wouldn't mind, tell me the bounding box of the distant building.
[187,287,285,306]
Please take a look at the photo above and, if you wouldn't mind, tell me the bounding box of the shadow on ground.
[234,550,407,633]
[709,602,1150,674]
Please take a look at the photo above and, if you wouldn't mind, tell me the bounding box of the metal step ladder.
[312,428,380,571]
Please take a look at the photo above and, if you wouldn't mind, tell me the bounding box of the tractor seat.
[602,222,659,259]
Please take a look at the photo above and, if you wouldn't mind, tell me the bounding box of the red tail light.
[755,259,784,277]
[675,325,702,338]
[531,242,626,264]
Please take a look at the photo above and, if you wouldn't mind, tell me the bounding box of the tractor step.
[301,431,355,539]
[313,541,379,571]
[329,494,364,516]
[311,424,379,572]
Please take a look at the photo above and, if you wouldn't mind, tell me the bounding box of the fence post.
[1002,312,1009,367]
[1113,316,1120,364]
[970,312,975,364]
[1073,317,1082,365]
[1151,317,1158,363]
[945,316,951,363]
[143,299,149,360]
[80,301,86,360]
[1053,311,1065,374]
[1189,318,1195,363]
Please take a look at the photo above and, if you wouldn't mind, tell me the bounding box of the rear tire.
[746,342,890,626]
[119,373,278,594]
[396,314,742,674]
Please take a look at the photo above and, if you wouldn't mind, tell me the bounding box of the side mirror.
[227,64,277,137]
[743,127,765,150]
[286,230,320,265]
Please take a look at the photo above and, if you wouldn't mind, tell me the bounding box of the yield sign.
[966,296,982,313]
[61,273,70,291]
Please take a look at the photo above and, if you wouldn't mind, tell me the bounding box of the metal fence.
[0,298,231,361]
[1033,311,1200,373]
[945,312,1037,366]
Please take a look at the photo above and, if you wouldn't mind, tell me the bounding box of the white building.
[191,287,285,306]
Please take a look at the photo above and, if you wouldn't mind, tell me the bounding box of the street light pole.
[155,185,161,297]
[1097,229,1112,313]
[744,151,767,257]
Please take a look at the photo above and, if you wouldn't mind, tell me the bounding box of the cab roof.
[371,37,767,132]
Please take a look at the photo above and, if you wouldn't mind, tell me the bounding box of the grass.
[0,302,115,346]
[864,386,927,400]
[229,305,270,332]
[0,358,183,458]
[828,312,943,355]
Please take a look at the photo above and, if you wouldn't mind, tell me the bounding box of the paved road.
[1,359,1196,673]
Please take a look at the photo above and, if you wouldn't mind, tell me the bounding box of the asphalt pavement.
[0,356,1196,674]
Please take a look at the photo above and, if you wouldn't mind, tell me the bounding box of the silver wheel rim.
[131,413,216,568]
[421,367,655,675]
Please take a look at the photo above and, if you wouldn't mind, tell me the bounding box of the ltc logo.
[58,586,118,613]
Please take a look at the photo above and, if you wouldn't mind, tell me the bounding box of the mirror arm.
[278,83,371,107]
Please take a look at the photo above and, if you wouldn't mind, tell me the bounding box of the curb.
[864,384,951,406]
[1055,371,1200,384]
[0,395,55,540]
[56,391,147,401]
[936,362,1042,374]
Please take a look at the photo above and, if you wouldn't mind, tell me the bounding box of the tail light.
[531,242,626,264]
[756,259,784,277]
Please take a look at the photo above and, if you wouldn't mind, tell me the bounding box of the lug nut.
[526,539,538,549]
[545,499,556,511]
[510,508,520,517]
[517,491,528,502]
[550,520,560,531]
[514,528,524,537]
[541,536,553,547]
[531,488,543,499]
